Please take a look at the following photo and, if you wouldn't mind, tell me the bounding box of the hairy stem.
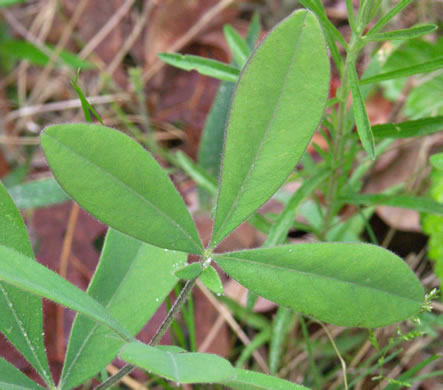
[94,278,198,390]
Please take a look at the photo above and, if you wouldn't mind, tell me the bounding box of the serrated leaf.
[349,64,375,159]
[211,10,330,248]
[158,53,239,82]
[59,229,186,389]
[224,25,250,67]
[0,183,53,386]
[366,24,437,42]
[223,368,307,389]
[8,178,70,209]
[341,193,443,215]
[41,123,203,254]
[200,265,224,295]
[0,244,132,341]
[215,243,424,327]
[372,116,443,139]
[0,357,46,390]
[120,342,236,384]
[174,263,202,280]
[360,57,443,85]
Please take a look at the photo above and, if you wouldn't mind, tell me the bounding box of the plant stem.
[320,33,362,238]
[94,278,198,390]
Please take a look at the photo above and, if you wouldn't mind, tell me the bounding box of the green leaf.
[224,25,250,67]
[223,368,307,389]
[341,193,443,215]
[0,357,46,390]
[349,64,375,159]
[211,10,330,248]
[71,71,104,124]
[175,151,217,194]
[215,243,424,328]
[41,123,203,254]
[120,342,236,384]
[59,229,186,390]
[269,307,295,375]
[0,244,132,341]
[8,178,70,209]
[0,40,93,69]
[360,57,443,85]
[175,263,203,280]
[430,153,443,170]
[365,24,437,42]
[0,183,53,386]
[200,265,224,295]
[158,53,239,82]
[372,116,443,139]
[0,0,26,7]
[368,0,414,35]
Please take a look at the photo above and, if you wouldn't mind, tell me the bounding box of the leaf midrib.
[212,13,308,246]
[44,133,201,253]
[216,255,421,304]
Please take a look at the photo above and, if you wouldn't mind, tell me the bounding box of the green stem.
[94,278,198,390]
[320,33,363,238]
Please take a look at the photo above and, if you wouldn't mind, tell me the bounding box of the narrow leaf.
[224,25,250,67]
[360,57,443,85]
[158,53,239,82]
[0,244,132,341]
[211,10,330,248]
[71,72,103,124]
[41,123,203,254]
[215,244,424,327]
[200,265,224,295]
[0,357,46,390]
[349,64,375,158]
[223,368,307,389]
[368,0,414,35]
[8,178,70,209]
[0,40,93,69]
[120,342,236,384]
[341,193,443,215]
[60,229,186,389]
[175,263,203,280]
[372,116,443,138]
[269,307,294,374]
[366,24,437,42]
[0,183,53,386]
[0,0,26,7]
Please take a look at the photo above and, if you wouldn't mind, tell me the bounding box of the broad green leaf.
[0,244,132,341]
[158,53,239,82]
[120,342,236,384]
[341,193,443,215]
[360,57,443,85]
[0,40,93,69]
[224,25,250,67]
[59,229,186,390]
[41,123,203,254]
[8,178,70,209]
[223,368,307,389]
[200,265,224,295]
[368,0,414,35]
[366,24,437,42]
[175,262,203,280]
[211,10,330,248]
[372,116,443,139]
[0,357,46,390]
[430,153,443,170]
[215,244,424,327]
[0,183,53,386]
[349,64,375,159]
